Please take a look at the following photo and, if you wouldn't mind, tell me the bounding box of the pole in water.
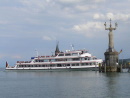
[104,63,106,73]
[99,63,101,72]
[120,64,122,72]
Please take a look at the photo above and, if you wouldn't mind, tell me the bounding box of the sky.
[0,0,130,67]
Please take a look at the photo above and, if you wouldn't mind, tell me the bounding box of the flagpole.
[35,50,38,57]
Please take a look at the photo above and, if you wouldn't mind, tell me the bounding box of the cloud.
[0,54,22,59]
[0,20,9,24]
[73,22,103,31]
[11,55,22,59]
[42,36,56,41]
[73,22,104,38]
[58,0,105,3]
[58,0,81,3]
[75,5,89,11]
[93,13,105,19]
[94,0,105,3]
[0,55,4,59]
[93,12,130,21]
[19,0,49,13]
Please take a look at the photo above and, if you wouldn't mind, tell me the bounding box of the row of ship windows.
[35,58,96,62]
[17,63,97,67]
[58,51,88,56]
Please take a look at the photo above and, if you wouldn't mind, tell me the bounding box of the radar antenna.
[70,44,74,50]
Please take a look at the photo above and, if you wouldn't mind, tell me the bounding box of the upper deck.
[16,49,99,64]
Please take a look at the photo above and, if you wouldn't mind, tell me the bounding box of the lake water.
[0,68,130,98]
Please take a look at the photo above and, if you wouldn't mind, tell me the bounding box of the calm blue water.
[0,68,130,98]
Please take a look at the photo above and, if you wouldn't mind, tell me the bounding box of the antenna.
[51,51,54,56]
[35,49,38,57]
[70,44,74,50]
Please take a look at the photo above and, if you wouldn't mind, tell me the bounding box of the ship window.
[67,64,70,66]
[94,58,97,60]
[65,53,71,56]
[57,64,62,67]
[72,53,78,56]
[93,58,95,60]
[59,54,64,56]
[88,57,91,60]
[51,59,55,62]
[94,62,96,65]
[36,60,43,62]
[84,51,87,53]
[50,64,55,67]
[82,63,85,66]
[76,64,79,66]
[81,58,85,60]
[72,64,75,66]
[72,58,79,61]
[56,59,64,61]
[85,58,88,60]
[42,65,45,67]
[44,59,49,62]
[41,60,44,62]
[46,65,49,67]
[67,58,71,61]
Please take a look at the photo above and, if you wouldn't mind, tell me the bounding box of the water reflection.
[1,69,130,98]
[104,73,120,98]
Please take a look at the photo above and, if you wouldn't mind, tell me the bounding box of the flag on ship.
[119,49,122,54]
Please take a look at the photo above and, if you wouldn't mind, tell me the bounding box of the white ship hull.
[6,65,99,71]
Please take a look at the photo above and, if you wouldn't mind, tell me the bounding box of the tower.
[55,42,60,56]
[104,19,119,71]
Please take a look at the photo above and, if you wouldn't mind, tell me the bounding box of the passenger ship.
[6,44,103,70]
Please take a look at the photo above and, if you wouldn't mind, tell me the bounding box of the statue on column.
[104,19,118,52]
